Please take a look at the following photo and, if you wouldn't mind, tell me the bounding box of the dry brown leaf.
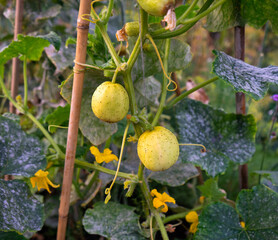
[186,79,209,104]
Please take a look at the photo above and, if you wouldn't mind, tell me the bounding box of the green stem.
[96,22,122,66]
[23,56,28,108]
[26,112,62,155]
[0,73,23,110]
[0,73,63,156]
[127,35,141,70]
[166,76,218,109]
[177,0,199,24]
[102,0,114,24]
[153,211,169,240]
[111,68,119,83]
[138,164,169,240]
[151,0,215,39]
[139,177,169,240]
[140,8,148,35]
[152,39,170,126]
[180,0,227,25]
[74,159,136,180]
[127,8,148,71]
[76,167,81,183]
[123,71,137,115]
[163,205,203,224]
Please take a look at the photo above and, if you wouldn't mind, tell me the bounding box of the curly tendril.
[80,0,102,24]
[146,34,177,92]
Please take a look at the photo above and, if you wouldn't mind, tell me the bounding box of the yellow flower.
[189,221,198,234]
[90,146,118,164]
[30,169,60,193]
[240,221,245,228]
[186,211,199,234]
[151,189,176,213]
[199,196,205,204]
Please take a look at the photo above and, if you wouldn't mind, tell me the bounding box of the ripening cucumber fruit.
[137,126,179,171]
[137,0,175,17]
[91,81,129,123]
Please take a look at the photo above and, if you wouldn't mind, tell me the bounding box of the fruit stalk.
[151,0,215,39]
[57,1,91,239]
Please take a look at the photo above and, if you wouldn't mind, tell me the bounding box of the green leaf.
[205,0,242,32]
[212,50,278,100]
[134,76,161,108]
[195,185,278,239]
[45,45,75,74]
[45,104,70,133]
[205,0,278,33]
[254,171,278,186]
[0,231,27,240]
[198,178,226,202]
[37,31,61,51]
[36,4,62,22]
[175,98,256,177]
[131,38,192,81]
[175,4,199,19]
[150,161,199,187]
[262,179,278,193]
[242,0,278,33]
[0,35,50,65]
[0,180,44,233]
[2,112,20,124]
[60,69,117,145]
[65,37,77,48]
[83,202,145,240]
[195,202,243,239]
[0,116,46,177]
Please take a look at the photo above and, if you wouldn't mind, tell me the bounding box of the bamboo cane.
[9,0,24,114]
[5,0,24,181]
[234,25,248,189]
[57,1,91,239]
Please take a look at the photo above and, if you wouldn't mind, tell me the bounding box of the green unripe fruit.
[137,0,175,17]
[124,22,139,36]
[91,81,129,123]
[137,126,179,171]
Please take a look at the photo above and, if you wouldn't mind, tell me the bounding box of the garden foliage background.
[0,0,278,239]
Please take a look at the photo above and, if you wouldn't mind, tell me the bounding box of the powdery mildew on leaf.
[150,161,199,187]
[83,202,145,240]
[134,76,161,108]
[0,180,44,233]
[175,99,256,177]
[0,116,46,177]
[195,185,278,240]
[213,50,278,100]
